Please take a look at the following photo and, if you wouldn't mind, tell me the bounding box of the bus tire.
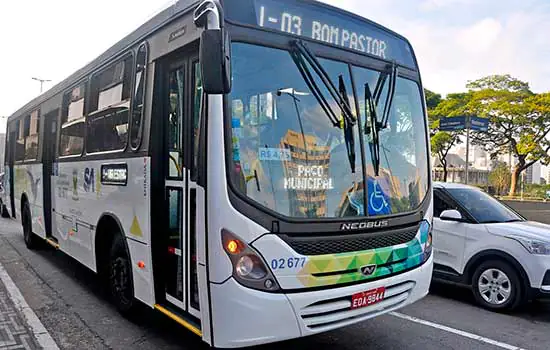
[22,201,39,249]
[1,201,9,218]
[109,234,139,316]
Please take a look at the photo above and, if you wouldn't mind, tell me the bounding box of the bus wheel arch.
[95,214,139,316]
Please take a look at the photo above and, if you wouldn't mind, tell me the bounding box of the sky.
[1,0,550,133]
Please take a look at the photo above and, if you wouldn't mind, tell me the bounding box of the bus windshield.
[228,42,429,219]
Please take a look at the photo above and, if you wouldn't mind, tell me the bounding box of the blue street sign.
[439,116,466,131]
[439,116,489,132]
[469,116,489,132]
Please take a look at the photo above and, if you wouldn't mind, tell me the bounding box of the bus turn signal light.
[137,261,146,269]
[227,240,242,254]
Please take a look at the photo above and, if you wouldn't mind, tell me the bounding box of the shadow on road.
[28,244,209,349]
[430,281,550,323]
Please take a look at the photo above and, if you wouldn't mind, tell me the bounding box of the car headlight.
[507,235,550,255]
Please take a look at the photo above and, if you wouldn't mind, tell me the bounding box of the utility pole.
[465,115,470,185]
[32,77,51,93]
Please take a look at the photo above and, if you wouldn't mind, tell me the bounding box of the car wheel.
[22,202,39,249]
[472,260,523,311]
[109,234,139,316]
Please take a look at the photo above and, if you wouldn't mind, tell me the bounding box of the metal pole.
[32,77,51,93]
[465,115,470,185]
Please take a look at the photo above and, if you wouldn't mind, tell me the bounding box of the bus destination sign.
[231,0,415,67]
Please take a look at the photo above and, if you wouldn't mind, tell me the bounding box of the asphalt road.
[1,215,550,350]
[503,200,550,224]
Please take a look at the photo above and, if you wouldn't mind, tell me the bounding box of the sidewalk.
[0,262,58,350]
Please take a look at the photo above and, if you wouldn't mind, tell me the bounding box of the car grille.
[281,225,419,256]
[299,281,415,330]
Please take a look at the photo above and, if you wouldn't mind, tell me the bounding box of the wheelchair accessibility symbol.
[370,180,389,213]
[367,179,391,216]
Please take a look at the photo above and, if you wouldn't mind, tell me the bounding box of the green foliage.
[424,88,442,110]
[466,74,530,93]
[489,162,511,195]
[433,74,550,194]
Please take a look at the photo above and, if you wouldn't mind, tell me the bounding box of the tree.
[489,162,511,195]
[431,131,461,182]
[429,92,467,181]
[424,89,442,111]
[464,75,550,195]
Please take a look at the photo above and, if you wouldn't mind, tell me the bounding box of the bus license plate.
[351,287,385,310]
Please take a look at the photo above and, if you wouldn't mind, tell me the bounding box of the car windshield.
[446,188,523,224]
[228,42,429,219]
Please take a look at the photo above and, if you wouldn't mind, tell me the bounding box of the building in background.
[432,153,489,186]
[523,162,542,185]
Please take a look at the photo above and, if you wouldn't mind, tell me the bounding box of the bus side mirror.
[200,29,231,94]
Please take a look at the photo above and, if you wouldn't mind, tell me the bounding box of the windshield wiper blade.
[291,40,356,125]
[289,40,357,173]
[371,61,398,130]
[365,82,381,177]
[338,75,356,173]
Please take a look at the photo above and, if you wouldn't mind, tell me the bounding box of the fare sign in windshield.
[225,0,416,67]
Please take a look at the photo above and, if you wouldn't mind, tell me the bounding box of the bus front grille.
[299,281,415,330]
[282,226,419,256]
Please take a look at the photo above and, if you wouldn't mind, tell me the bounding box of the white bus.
[3,0,433,347]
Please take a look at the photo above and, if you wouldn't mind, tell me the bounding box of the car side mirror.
[439,209,463,222]
[200,29,231,94]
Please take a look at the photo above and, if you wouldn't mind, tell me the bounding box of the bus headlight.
[420,220,432,262]
[222,229,280,292]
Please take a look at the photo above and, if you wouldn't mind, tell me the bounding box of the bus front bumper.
[209,254,433,348]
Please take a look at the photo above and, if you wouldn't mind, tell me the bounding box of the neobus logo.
[341,220,389,231]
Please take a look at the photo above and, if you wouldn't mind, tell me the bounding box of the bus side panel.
[52,157,154,305]
[14,164,46,238]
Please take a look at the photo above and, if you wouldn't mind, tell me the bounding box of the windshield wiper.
[364,62,398,176]
[289,40,357,173]
[365,82,381,177]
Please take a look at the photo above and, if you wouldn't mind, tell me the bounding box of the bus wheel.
[22,202,39,249]
[109,234,138,316]
[1,202,10,218]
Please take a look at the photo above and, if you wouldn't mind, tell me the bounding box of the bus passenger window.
[130,44,148,150]
[24,109,40,161]
[87,55,133,153]
[15,119,25,161]
[59,84,86,157]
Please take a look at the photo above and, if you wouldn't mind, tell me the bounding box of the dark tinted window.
[191,61,203,180]
[434,190,453,217]
[60,84,86,157]
[130,44,148,150]
[87,55,133,153]
[447,188,522,224]
[15,118,25,161]
[24,109,40,161]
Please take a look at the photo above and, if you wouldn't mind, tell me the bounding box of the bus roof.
[8,0,417,122]
[8,0,199,122]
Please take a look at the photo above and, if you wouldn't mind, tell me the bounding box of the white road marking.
[0,262,59,350]
[390,312,526,350]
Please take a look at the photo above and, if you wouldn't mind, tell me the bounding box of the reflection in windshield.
[228,43,429,219]
[447,188,522,224]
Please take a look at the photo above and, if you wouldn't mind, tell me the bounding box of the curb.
[0,262,59,349]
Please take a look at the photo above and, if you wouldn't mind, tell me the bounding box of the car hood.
[486,221,550,241]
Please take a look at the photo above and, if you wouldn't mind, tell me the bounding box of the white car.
[432,182,550,311]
